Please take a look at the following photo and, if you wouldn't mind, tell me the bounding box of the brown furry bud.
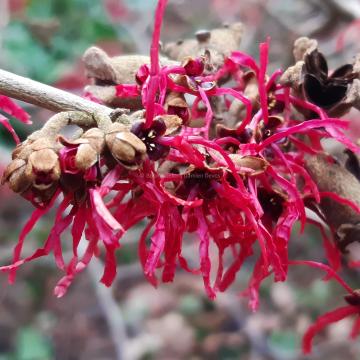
[105,123,146,169]
[3,138,60,195]
[2,158,31,193]
[75,144,98,171]
[25,147,61,190]
[59,128,105,171]
[81,128,105,152]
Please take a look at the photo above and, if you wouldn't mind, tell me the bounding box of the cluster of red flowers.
[1,0,360,354]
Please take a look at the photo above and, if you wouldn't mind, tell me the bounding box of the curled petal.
[0,95,31,124]
[302,305,359,354]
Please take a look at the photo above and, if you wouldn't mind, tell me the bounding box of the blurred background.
[0,0,360,359]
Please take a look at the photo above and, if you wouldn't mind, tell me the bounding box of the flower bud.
[3,138,60,204]
[76,144,98,171]
[81,128,106,152]
[165,92,190,125]
[25,147,61,190]
[59,128,105,172]
[105,123,146,169]
[2,158,31,193]
[11,140,32,160]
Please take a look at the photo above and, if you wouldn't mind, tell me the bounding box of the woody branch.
[0,68,113,115]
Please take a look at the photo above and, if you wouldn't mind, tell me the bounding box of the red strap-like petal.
[0,115,20,144]
[0,95,31,124]
[195,207,216,299]
[258,39,270,124]
[7,191,59,283]
[302,305,358,354]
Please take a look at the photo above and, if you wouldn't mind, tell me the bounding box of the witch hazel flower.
[130,116,170,160]
[0,111,146,291]
[0,107,181,296]
[1,158,126,297]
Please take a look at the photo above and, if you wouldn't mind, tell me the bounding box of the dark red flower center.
[184,58,205,77]
[131,118,169,161]
[167,104,190,124]
[33,171,54,186]
[181,169,223,200]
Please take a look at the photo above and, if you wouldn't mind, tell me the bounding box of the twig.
[0,69,113,115]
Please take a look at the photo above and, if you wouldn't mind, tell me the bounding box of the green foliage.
[3,0,119,83]
[178,294,203,316]
[269,330,300,357]
[296,280,331,310]
[15,327,53,360]
[3,21,59,83]
[123,0,157,10]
